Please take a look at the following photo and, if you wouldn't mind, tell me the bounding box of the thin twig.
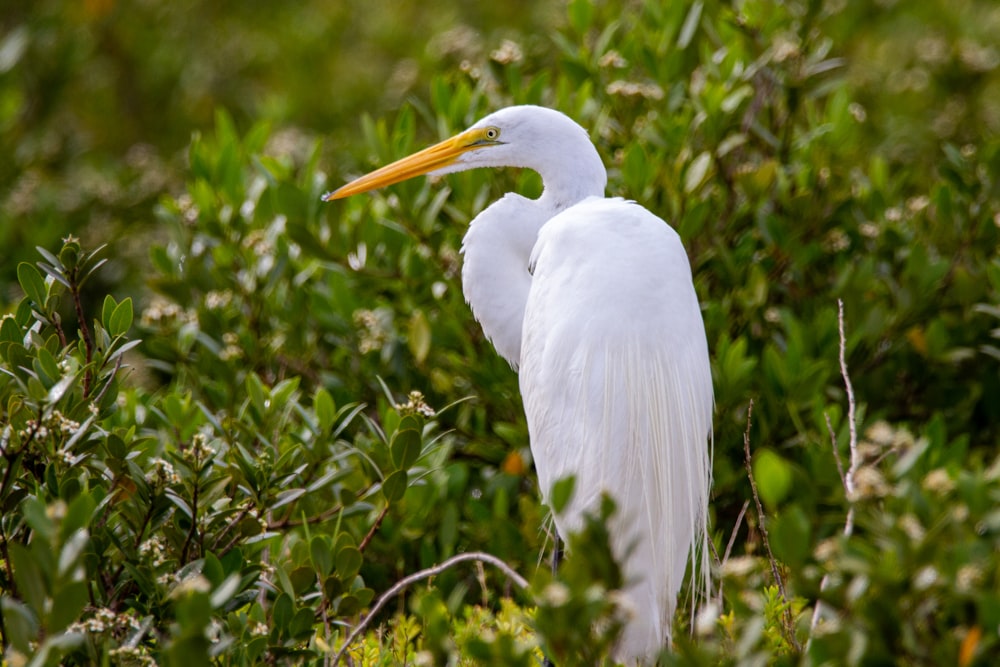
[743,400,800,651]
[357,504,389,553]
[723,501,750,567]
[838,300,859,497]
[330,552,529,665]
[810,300,859,635]
[717,500,750,602]
[742,401,783,596]
[824,413,847,490]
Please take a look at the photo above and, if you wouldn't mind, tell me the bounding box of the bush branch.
[743,399,800,651]
[810,299,859,634]
[331,552,529,665]
[358,504,389,553]
[716,499,750,602]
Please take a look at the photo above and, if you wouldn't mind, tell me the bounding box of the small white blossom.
[922,468,954,495]
[866,421,894,444]
[490,39,523,64]
[813,538,838,562]
[395,390,436,418]
[606,80,664,100]
[183,432,215,464]
[850,466,891,500]
[907,195,930,213]
[898,514,925,542]
[721,555,758,577]
[541,582,570,606]
[695,601,721,636]
[599,50,628,68]
[354,308,393,354]
[413,651,435,666]
[913,566,939,591]
[147,457,180,486]
[956,564,982,593]
[170,574,212,597]
[205,290,234,310]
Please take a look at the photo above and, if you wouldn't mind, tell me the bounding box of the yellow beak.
[323,127,497,201]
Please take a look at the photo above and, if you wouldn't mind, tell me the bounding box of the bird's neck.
[536,158,606,212]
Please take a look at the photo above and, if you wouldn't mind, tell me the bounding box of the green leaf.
[289,607,315,638]
[210,574,241,609]
[272,593,293,632]
[338,594,361,616]
[677,0,703,48]
[1,597,38,654]
[57,529,89,578]
[314,388,335,433]
[769,506,811,569]
[101,295,117,331]
[1,313,22,344]
[567,0,594,33]
[63,492,96,535]
[752,449,793,509]
[684,151,713,194]
[382,469,408,502]
[408,309,431,364]
[390,428,422,471]
[550,475,576,515]
[10,542,47,618]
[48,580,88,633]
[335,546,362,580]
[270,377,300,407]
[246,372,267,415]
[105,433,127,459]
[47,373,76,405]
[109,297,134,337]
[17,262,47,306]
[311,536,333,576]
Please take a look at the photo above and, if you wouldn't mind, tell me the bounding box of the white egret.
[324,105,712,664]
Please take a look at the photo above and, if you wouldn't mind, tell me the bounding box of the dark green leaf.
[109,297,134,337]
[335,546,362,580]
[17,262,47,306]
[550,475,576,516]
[390,428,422,471]
[382,469,408,502]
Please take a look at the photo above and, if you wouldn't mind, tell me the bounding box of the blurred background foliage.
[1,0,999,664]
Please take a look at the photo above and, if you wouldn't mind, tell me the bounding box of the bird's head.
[323,105,605,201]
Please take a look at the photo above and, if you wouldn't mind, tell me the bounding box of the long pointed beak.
[323,128,491,201]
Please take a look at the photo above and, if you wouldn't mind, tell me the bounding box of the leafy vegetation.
[2,0,999,664]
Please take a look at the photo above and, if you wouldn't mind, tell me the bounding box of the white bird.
[324,105,712,664]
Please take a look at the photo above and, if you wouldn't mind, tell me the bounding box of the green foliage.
[0,239,462,663]
[2,0,1000,664]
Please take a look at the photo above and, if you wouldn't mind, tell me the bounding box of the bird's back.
[520,197,712,662]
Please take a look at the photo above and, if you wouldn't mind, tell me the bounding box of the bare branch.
[838,299,859,498]
[810,299,859,635]
[743,400,800,651]
[716,499,749,602]
[358,504,389,553]
[742,401,782,595]
[331,551,529,664]
[824,412,847,490]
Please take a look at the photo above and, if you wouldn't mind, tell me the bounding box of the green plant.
[3,0,999,664]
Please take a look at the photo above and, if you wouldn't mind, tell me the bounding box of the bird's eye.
[485,127,500,140]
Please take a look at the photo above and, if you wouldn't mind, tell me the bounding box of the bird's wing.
[519,197,712,661]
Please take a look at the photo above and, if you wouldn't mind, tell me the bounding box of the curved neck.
[535,139,607,212]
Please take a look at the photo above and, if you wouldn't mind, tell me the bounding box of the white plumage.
[325,105,713,664]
